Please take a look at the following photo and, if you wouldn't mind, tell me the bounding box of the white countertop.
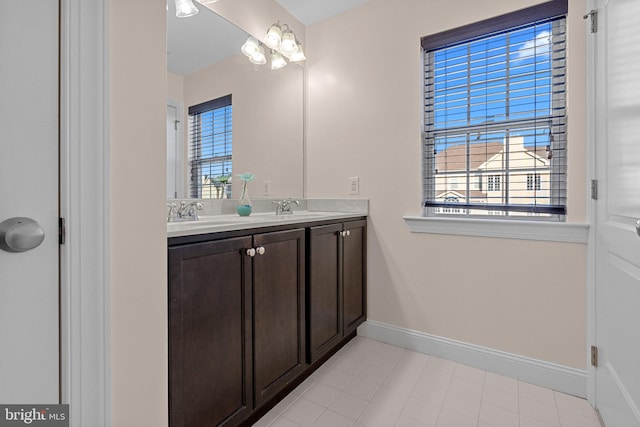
[167,211,366,238]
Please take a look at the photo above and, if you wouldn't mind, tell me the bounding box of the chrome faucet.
[273,199,300,215]
[167,200,203,222]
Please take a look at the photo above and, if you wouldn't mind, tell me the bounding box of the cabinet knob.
[346,230,351,237]
[256,246,266,255]
[340,231,346,237]
[246,248,256,257]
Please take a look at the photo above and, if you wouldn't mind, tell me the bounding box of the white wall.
[306,0,588,369]
[110,0,168,425]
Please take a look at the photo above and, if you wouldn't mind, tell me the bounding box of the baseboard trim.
[358,320,587,398]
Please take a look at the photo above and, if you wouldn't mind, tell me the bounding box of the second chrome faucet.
[273,199,300,215]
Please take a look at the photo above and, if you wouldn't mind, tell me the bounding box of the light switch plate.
[263,180,272,196]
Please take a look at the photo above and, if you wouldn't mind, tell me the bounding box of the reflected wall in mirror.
[166,2,304,200]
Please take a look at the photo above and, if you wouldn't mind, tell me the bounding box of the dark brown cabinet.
[308,220,366,363]
[342,220,367,335]
[252,229,306,407]
[168,236,253,427]
[168,218,365,427]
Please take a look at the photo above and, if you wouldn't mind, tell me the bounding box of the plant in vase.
[236,172,255,216]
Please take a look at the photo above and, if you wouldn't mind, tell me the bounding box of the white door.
[0,1,60,403]
[594,0,640,425]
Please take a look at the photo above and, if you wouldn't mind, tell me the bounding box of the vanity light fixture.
[175,0,199,18]
[240,22,305,69]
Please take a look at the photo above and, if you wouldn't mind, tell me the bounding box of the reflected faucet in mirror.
[167,201,204,222]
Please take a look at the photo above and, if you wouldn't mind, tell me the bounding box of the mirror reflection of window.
[188,95,233,199]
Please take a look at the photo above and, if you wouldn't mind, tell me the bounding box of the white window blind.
[188,95,232,199]
[422,1,567,220]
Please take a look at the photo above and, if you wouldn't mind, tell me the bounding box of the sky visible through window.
[432,21,555,153]
[198,105,232,180]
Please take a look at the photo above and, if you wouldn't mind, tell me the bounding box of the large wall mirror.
[166,2,304,200]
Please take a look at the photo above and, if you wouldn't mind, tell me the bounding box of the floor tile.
[319,369,353,390]
[478,402,519,427]
[519,397,561,427]
[485,372,518,394]
[435,408,478,427]
[400,396,441,426]
[310,409,354,427]
[356,402,400,427]
[253,338,599,427]
[554,391,599,419]
[302,381,341,407]
[327,391,368,420]
[343,376,380,401]
[557,409,603,427]
[519,381,557,407]
[482,385,519,413]
[443,389,481,420]
[282,398,325,427]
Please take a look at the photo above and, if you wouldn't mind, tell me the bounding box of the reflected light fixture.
[264,24,283,50]
[280,30,298,55]
[289,41,306,62]
[248,45,267,65]
[240,22,305,70]
[241,36,260,57]
[270,51,287,70]
[175,0,199,18]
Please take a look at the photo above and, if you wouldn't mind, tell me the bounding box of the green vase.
[236,182,252,216]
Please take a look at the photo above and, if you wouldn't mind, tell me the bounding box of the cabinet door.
[253,229,306,407]
[169,237,253,427]
[343,220,367,335]
[308,223,343,363]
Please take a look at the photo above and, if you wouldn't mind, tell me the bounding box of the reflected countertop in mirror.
[166,3,304,200]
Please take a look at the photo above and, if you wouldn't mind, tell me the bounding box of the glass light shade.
[289,44,306,62]
[175,0,199,17]
[241,37,260,58]
[270,51,287,70]
[280,31,298,55]
[264,24,282,50]
[249,45,266,65]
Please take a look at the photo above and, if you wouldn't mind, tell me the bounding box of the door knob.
[0,217,45,253]
[636,219,640,237]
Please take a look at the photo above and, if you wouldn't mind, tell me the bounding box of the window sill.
[403,216,589,243]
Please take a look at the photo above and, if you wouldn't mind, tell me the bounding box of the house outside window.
[188,95,232,199]
[422,1,567,220]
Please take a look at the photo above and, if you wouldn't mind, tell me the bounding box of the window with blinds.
[422,1,567,220]
[188,94,232,199]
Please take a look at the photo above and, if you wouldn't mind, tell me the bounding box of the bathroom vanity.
[167,210,367,427]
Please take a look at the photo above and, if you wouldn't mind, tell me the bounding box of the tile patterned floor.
[252,337,601,427]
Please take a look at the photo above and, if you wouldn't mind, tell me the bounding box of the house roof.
[435,142,503,172]
[435,141,549,172]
